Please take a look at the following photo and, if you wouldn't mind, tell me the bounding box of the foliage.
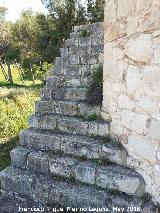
[0,0,104,82]
[142,193,152,203]
[32,62,52,81]
[11,10,47,64]
[86,64,103,106]
[79,29,91,38]
[42,0,87,47]
[1,11,55,73]
[87,0,104,23]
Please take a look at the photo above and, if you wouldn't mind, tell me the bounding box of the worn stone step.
[67,23,104,45]
[70,23,104,39]
[51,63,100,77]
[19,129,127,165]
[40,86,87,101]
[65,36,104,48]
[67,46,103,65]
[60,45,103,59]
[54,51,101,67]
[74,22,104,36]
[51,64,87,76]
[65,31,104,49]
[35,100,101,117]
[46,75,92,88]
[0,166,155,212]
[54,52,99,68]
[29,114,109,137]
[10,147,144,196]
[0,195,43,213]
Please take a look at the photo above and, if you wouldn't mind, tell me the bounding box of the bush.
[86,64,103,106]
[33,62,52,82]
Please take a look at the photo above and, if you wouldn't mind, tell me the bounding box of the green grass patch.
[0,87,40,171]
[0,68,42,171]
[0,64,47,88]
[0,87,40,140]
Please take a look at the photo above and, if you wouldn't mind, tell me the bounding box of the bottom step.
[0,167,156,213]
[0,195,44,213]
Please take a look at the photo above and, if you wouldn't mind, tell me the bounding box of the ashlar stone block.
[27,152,49,174]
[125,34,153,63]
[128,135,156,163]
[75,162,96,185]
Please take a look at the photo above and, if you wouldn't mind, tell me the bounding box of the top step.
[64,22,104,48]
[72,22,104,39]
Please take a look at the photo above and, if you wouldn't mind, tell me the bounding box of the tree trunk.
[30,63,35,83]
[7,62,13,86]
[0,62,8,81]
[15,62,24,83]
[40,60,43,71]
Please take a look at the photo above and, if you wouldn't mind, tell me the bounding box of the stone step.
[29,114,109,137]
[67,23,104,45]
[70,23,104,38]
[60,45,103,58]
[0,195,43,213]
[51,64,99,77]
[46,75,92,88]
[65,31,104,48]
[40,86,87,101]
[35,100,101,117]
[51,64,85,76]
[74,22,104,36]
[19,129,127,165]
[54,51,101,67]
[0,166,155,212]
[10,147,145,196]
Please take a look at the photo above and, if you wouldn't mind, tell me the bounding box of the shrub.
[32,62,52,82]
[86,63,103,106]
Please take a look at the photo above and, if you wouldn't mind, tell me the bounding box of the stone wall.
[103,0,160,204]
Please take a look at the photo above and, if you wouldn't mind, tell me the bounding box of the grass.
[0,65,44,171]
[0,64,43,88]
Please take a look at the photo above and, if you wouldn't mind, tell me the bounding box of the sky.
[0,0,48,22]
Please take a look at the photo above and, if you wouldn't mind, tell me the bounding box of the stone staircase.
[0,23,156,212]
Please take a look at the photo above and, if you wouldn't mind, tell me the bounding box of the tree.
[6,10,56,82]
[0,6,13,85]
[34,13,58,62]
[87,0,104,23]
[41,0,87,47]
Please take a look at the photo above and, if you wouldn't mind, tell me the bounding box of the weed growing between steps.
[86,64,103,106]
[77,113,102,121]
[141,192,152,203]
[79,29,91,38]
